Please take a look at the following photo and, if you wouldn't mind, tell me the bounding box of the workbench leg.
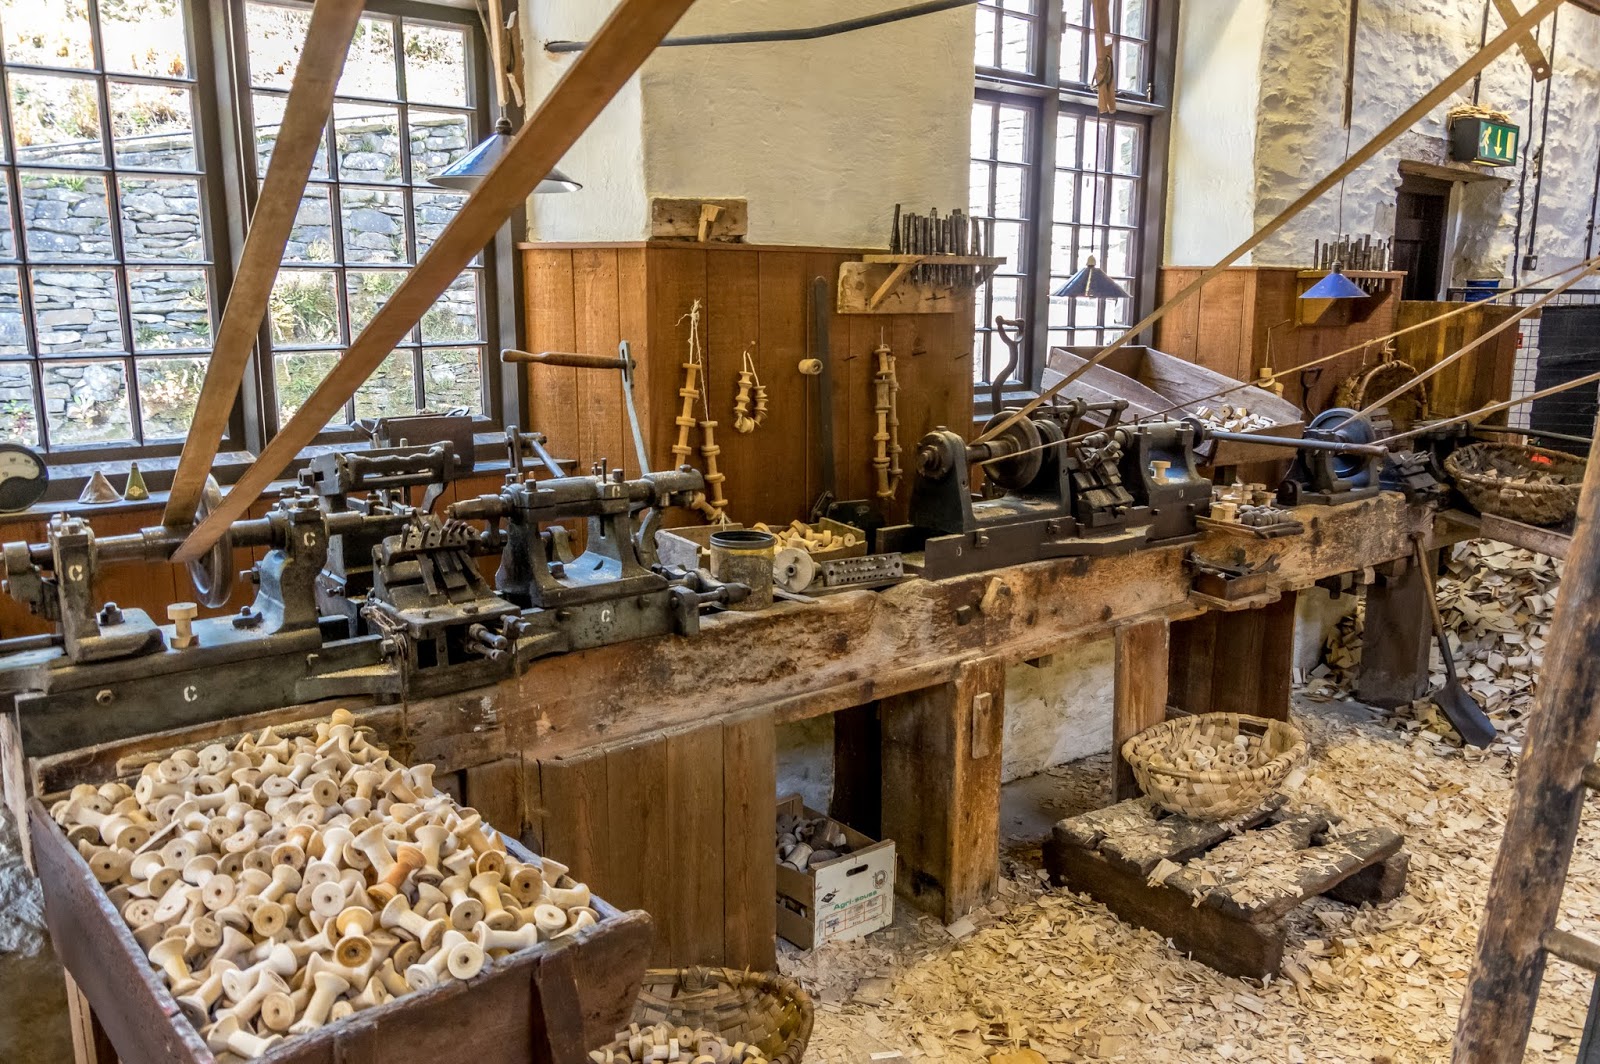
[1356,556,1433,708]
[64,972,117,1064]
[1114,618,1171,802]
[879,658,1005,924]
[1167,593,1298,721]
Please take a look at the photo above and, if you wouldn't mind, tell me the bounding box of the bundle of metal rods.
[1312,233,1393,272]
[890,204,988,286]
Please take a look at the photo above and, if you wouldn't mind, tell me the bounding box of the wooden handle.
[501,349,627,370]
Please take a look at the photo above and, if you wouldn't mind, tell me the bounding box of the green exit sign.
[1449,116,1520,166]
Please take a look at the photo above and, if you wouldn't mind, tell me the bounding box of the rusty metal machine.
[0,443,745,757]
[880,404,1213,578]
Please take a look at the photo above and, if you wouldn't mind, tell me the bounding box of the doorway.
[1392,174,1451,300]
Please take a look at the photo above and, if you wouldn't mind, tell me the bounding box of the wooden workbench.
[4,493,1439,975]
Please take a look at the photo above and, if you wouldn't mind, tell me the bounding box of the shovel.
[1414,539,1497,748]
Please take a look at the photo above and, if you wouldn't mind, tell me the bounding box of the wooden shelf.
[839,254,1007,314]
[1295,269,1407,326]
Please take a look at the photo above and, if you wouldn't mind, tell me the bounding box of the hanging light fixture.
[1301,262,1368,300]
[428,117,582,192]
[430,0,580,193]
[1053,256,1130,300]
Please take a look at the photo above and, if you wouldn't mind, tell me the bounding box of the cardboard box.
[775,795,895,949]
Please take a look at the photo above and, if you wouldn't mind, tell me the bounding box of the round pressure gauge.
[0,442,49,513]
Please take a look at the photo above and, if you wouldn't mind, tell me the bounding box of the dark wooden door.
[1393,187,1448,301]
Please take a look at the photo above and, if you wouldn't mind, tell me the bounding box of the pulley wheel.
[980,410,1044,492]
[186,475,236,609]
[774,547,817,593]
[1307,407,1380,485]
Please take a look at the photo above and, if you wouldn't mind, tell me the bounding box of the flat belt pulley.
[185,475,236,609]
[979,410,1044,492]
[1306,407,1387,488]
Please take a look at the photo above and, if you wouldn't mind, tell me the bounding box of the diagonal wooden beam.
[174,0,700,564]
[1491,0,1552,80]
[973,0,1564,447]
[163,0,366,528]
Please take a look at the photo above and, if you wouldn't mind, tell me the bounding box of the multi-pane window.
[0,0,495,457]
[971,0,1169,397]
[243,1,487,433]
[0,0,217,449]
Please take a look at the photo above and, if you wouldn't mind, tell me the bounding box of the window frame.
[6,0,522,466]
[972,0,1177,412]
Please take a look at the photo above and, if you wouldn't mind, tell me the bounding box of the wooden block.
[880,657,1006,923]
[65,972,117,1064]
[1045,839,1286,979]
[1324,848,1411,906]
[665,723,725,966]
[539,748,609,891]
[520,754,545,855]
[650,197,748,242]
[1114,618,1171,801]
[1094,795,1286,877]
[722,710,777,971]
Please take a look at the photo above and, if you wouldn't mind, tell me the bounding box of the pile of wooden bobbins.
[51,709,597,1060]
[595,1021,770,1064]
[750,521,859,555]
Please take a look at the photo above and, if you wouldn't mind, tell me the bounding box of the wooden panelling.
[1394,301,1521,419]
[521,242,974,527]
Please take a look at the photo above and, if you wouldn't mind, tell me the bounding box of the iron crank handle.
[500,349,627,371]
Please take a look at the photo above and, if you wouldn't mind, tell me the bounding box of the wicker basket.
[601,968,814,1064]
[1334,360,1430,433]
[1445,442,1586,527]
[1121,713,1307,821]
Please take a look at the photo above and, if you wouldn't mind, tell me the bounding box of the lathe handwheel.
[186,475,236,609]
[980,410,1044,492]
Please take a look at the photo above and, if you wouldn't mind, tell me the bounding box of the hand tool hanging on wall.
[972,0,1564,451]
[872,338,903,500]
[501,343,652,475]
[671,300,729,521]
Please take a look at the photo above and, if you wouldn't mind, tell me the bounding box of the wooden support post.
[64,973,117,1064]
[1453,435,1600,1063]
[1114,618,1171,801]
[831,702,882,837]
[1168,594,1298,721]
[879,658,1006,924]
[1356,556,1433,708]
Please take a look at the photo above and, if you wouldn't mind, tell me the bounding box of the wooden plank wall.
[522,243,975,527]
[1393,300,1521,419]
[528,712,777,971]
[0,473,507,639]
[1155,266,1402,413]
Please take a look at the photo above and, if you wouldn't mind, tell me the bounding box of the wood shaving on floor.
[1300,538,1558,751]
[781,699,1600,1064]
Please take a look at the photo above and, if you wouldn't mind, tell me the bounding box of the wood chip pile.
[1301,539,1559,748]
[780,704,1600,1064]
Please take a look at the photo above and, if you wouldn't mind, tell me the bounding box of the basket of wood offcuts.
[593,967,814,1064]
[1445,441,1586,527]
[1121,712,1308,821]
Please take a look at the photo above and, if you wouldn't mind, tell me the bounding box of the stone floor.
[0,806,70,1064]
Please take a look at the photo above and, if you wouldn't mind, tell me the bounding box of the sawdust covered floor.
[783,695,1600,1064]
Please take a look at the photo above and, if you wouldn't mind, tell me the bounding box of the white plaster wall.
[640,0,972,248]
[1002,643,1116,780]
[1164,0,1270,265]
[1250,0,1599,277]
[520,0,651,242]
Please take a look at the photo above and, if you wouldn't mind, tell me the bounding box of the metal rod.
[545,0,980,53]
[1377,368,1600,446]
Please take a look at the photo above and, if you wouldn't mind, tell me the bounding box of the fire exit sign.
[1449,116,1520,166]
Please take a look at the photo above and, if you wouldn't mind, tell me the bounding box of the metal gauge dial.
[0,442,48,513]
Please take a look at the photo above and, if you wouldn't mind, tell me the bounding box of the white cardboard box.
[775,795,895,949]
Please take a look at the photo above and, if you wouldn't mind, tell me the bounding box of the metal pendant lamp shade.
[1052,256,1130,300]
[1301,263,1367,300]
[428,117,583,192]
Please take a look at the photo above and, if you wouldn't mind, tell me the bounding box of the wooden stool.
[1043,795,1408,979]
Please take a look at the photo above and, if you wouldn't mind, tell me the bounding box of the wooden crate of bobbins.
[27,711,654,1064]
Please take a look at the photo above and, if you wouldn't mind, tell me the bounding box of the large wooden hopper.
[1043,346,1305,468]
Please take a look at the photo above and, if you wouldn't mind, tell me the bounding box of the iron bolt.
[95,689,113,706]
[98,602,124,626]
